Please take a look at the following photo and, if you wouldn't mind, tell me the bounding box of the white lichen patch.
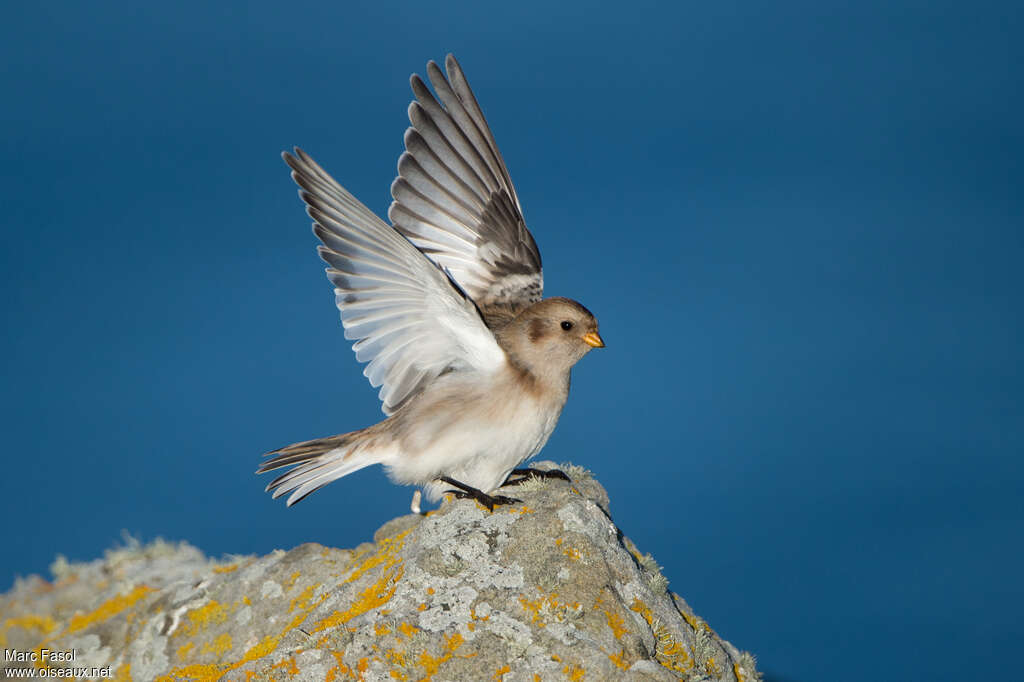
[260,580,283,599]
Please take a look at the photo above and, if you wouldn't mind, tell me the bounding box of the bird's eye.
[560,320,573,331]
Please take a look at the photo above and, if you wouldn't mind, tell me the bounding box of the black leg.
[440,476,521,511]
[501,467,572,487]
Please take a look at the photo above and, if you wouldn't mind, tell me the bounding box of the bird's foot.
[501,467,572,487]
[440,476,520,511]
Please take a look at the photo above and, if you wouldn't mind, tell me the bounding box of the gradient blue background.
[3,2,1021,680]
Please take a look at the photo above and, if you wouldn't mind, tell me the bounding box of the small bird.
[259,55,604,511]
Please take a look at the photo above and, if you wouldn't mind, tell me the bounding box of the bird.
[258,54,604,511]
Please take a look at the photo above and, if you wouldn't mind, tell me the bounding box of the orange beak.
[582,331,605,348]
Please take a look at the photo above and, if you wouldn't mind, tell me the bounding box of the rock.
[0,462,760,681]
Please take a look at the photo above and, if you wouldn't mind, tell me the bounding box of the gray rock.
[0,462,760,681]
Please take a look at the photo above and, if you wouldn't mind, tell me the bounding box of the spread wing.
[284,148,506,415]
[389,54,543,323]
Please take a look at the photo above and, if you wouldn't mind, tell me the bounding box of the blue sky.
[2,2,1021,680]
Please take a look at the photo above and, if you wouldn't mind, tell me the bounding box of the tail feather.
[257,432,380,506]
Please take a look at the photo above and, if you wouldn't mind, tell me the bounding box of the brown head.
[497,297,604,379]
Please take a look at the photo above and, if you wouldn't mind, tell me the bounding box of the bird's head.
[501,297,604,376]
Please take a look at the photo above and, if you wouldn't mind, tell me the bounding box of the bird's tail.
[257,430,383,506]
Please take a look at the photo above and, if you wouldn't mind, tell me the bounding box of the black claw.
[440,477,521,511]
[501,467,572,487]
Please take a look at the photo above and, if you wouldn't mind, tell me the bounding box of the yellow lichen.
[270,655,299,676]
[563,663,585,680]
[201,633,233,657]
[0,615,57,647]
[212,564,238,574]
[630,598,693,674]
[326,651,354,681]
[385,647,409,668]
[67,585,155,634]
[416,632,464,679]
[344,530,411,585]
[609,648,630,670]
[181,600,229,637]
[176,641,195,661]
[289,584,318,613]
[518,591,581,627]
[313,565,404,633]
[604,610,627,639]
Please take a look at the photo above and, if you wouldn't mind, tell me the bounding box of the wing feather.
[283,148,505,414]
[390,55,543,318]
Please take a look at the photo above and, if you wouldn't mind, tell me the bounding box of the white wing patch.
[285,148,505,415]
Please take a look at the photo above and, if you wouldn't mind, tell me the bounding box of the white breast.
[384,370,566,501]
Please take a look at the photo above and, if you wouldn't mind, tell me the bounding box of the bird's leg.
[501,467,572,487]
[439,476,521,511]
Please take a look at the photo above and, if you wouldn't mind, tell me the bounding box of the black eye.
[560,320,573,331]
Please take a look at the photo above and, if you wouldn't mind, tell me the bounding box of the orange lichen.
[518,591,581,627]
[326,651,355,681]
[563,663,585,680]
[201,633,233,657]
[416,632,465,678]
[0,615,57,647]
[176,641,195,661]
[398,622,417,638]
[629,598,653,625]
[212,564,238,574]
[605,610,627,639]
[313,565,404,633]
[493,664,511,679]
[113,663,131,682]
[630,598,692,674]
[270,655,299,676]
[67,585,155,634]
[181,600,229,636]
[375,622,392,636]
[289,584,318,613]
[344,530,411,585]
[609,649,630,670]
[385,647,409,669]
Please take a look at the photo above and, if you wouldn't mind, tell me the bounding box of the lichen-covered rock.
[0,462,760,681]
